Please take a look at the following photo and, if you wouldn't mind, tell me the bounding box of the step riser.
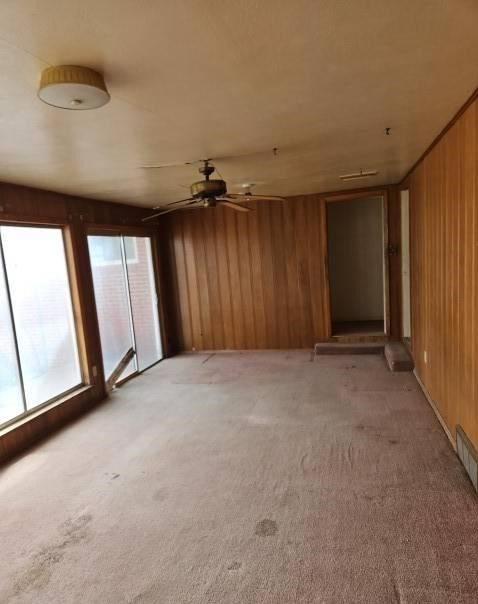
[314,343,384,356]
[384,342,414,372]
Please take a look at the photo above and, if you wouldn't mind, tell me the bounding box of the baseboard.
[413,369,456,451]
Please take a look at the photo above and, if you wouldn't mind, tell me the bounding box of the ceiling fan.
[142,159,284,221]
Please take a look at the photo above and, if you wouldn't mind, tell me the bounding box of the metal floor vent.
[456,425,478,493]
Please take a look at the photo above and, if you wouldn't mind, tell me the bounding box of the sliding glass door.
[0,225,82,426]
[124,236,162,370]
[88,234,162,384]
[88,236,136,380]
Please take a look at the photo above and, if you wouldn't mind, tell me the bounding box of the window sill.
[0,385,94,438]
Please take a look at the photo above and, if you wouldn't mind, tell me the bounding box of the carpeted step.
[384,341,414,372]
[314,342,384,355]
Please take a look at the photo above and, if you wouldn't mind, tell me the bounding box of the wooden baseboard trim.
[414,370,456,451]
[0,385,105,466]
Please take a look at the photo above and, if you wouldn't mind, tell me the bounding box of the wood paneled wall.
[0,181,148,225]
[163,188,400,351]
[402,93,478,448]
[165,197,328,350]
[0,181,172,464]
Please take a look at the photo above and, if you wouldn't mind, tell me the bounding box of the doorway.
[88,233,163,385]
[326,195,387,337]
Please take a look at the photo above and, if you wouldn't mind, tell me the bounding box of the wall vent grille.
[456,425,478,493]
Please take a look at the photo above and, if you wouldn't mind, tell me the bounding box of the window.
[88,236,137,266]
[88,234,162,383]
[0,225,82,426]
[0,260,24,425]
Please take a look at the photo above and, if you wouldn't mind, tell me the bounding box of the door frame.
[321,188,390,338]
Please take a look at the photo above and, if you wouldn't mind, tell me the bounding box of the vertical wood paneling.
[202,212,225,349]
[283,200,301,346]
[294,198,314,348]
[171,221,191,350]
[258,203,279,347]
[405,97,478,448]
[182,216,204,350]
[214,208,236,348]
[271,203,289,348]
[163,189,401,350]
[387,189,401,338]
[192,214,213,349]
[306,198,326,340]
[236,209,256,348]
[248,202,268,348]
[225,209,246,349]
[164,191,394,352]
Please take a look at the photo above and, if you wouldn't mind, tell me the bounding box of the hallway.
[1,351,477,603]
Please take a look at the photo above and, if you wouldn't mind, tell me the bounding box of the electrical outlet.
[92,365,98,377]
[424,350,428,364]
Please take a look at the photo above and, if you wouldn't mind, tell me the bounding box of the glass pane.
[125,237,162,370]
[88,236,135,380]
[0,247,24,424]
[1,226,82,410]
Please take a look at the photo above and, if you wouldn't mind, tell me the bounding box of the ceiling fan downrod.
[198,159,215,180]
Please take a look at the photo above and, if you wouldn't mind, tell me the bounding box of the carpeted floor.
[1,351,477,603]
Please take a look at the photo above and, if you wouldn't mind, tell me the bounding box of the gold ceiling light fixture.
[38,65,110,110]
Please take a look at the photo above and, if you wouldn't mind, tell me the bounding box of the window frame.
[0,219,88,430]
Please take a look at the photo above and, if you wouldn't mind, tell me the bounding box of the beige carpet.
[1,351,477,603]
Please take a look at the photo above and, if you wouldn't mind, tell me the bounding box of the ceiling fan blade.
[140,147,280,170]
[165,197,195,207]
[142,210,168,222]
[218,201,251,213]
[152,197,194,209]
[227,193,284,202]
[159,204,203,216]
[140,161,196,169]
[142,202,202,220]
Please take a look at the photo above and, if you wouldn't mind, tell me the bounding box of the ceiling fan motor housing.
[190,179,227,199]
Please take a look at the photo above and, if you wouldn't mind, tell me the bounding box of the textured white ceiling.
[0,0,477,207]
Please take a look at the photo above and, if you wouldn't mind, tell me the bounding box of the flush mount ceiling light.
[339,169,378,181]
[38,65,110,110]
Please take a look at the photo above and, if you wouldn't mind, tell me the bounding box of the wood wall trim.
[322,188,389,203]
[85,223,158,236]
[387,187,402,338]
[0,386,105,465]
[319,198,332,338]
[399,85,478,186]
[63,225,94,385]
[381,194,391,336]
[0,214,68,226]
